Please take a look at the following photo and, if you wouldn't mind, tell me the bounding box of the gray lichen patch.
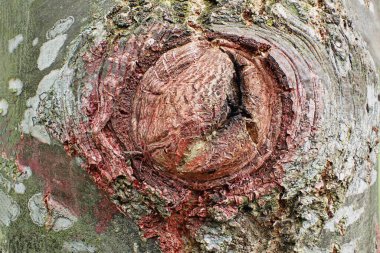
[0,190,20,227]
[62,240,96,253]
[36,15,76,71]
[28,193,78,232]
[21,67,75,144]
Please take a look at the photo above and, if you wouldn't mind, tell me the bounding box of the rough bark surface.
[0,0,379,253]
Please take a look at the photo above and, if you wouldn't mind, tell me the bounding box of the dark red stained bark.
[57,23,321,252]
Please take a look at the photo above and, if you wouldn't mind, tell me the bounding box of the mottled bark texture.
[1,0,380,252]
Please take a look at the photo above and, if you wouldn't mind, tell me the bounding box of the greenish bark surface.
[0,0,160,252]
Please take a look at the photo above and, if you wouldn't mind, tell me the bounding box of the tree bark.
[0,0,379,253]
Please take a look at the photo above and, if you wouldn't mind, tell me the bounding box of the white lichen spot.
[8,78,24,96]
[62,241,96,253]
[37,34,67,70]
[0,190,20,226]
[14,182,26,194]
[8,34,23,53]
[324,205,365,232]
[28,193,78,231]
[0,99,9,117]
[74,157,84,166]
[145,38,155,47]
[46,16,74,40]
[32,37,39,47]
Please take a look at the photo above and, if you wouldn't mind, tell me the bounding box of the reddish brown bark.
[56,23,322,252]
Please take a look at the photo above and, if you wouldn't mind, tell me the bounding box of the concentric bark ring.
[127,38,288,186]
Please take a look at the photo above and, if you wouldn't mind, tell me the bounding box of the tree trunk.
[0,0,379,253]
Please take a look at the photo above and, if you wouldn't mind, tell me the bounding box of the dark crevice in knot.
[224,49,253,120]
[223,49,258,144]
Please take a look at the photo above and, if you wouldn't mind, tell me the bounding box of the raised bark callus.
[37,0,379,252]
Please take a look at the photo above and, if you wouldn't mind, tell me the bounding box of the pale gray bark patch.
[37,34,67,70]
[46,16,75,40]
[324,205,365,232]
[346,168,377,196]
